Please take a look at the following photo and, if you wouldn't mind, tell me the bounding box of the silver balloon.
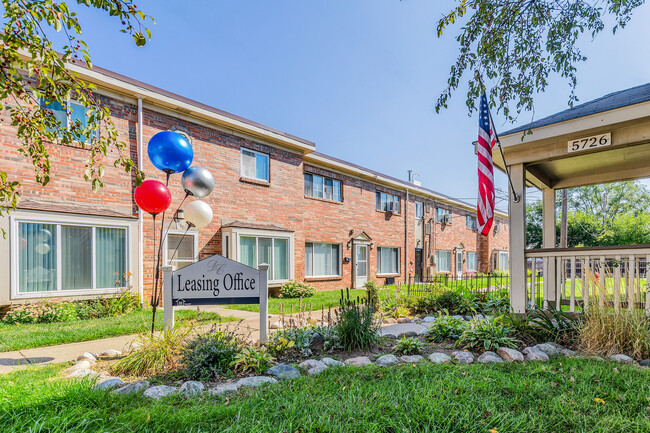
[181,166,214,198]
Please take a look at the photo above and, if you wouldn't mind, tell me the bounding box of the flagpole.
[475,73,521,203]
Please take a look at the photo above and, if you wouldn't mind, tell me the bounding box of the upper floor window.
[304,173,342,202]
[414,202,423,218]
[466,215,478,230]
[41,99,93,139]
[241,148,269,182]
[436,208,451,222]
[376,192,400,213]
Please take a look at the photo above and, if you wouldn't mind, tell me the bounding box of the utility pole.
[560,189,568,248]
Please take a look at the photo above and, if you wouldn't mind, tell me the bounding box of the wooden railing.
[525,245,650,312]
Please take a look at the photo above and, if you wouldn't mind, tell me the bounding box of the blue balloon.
[147,131,194,174]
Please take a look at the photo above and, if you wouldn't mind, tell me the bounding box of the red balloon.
[134,180,172,215]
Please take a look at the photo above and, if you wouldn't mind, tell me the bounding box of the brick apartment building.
[0,64,509,306]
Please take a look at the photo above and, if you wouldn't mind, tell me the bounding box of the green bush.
[335,292,380,351]
[425,312,468,342]
[182,327,242,380]
[406,293,440,314]
[436,290,477,315]
[480,289,510,315]
[231,347,275,373]
[393,336,424,355]
[280,280,316,298]
[528,304,581,344]
[456,318,519,351]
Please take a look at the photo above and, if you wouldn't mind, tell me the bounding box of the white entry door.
[355,244,368,287]
[455,250,463,278]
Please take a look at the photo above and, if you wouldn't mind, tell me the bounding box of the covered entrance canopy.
[495,83,650,313]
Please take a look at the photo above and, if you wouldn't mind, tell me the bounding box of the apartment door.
[455,250,464,279]
[355,244,368,287]
[414,248,423,282]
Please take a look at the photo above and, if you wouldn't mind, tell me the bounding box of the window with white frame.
[466,215,478,230]
[41,99,93,137]
[496,251,509,272]
[304,173,342,202]
[436,250,451,272]
[466,252,477,272]
[15,220,128,294]
[376,192,400,213]
[165,232,197,270]
[377,247,400,275]
[239,236,289,282]
[241,148,269,182]
[305,243,341,277]
[436,208,451,222]
[415,202,423,218]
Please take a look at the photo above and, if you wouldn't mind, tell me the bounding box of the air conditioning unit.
[386,201,399,213]
[443,214,452,225]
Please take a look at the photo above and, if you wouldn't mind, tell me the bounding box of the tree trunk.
[560,188,568,248]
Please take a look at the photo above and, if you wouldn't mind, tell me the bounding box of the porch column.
[542,187,556,307]
[509,164,527,313]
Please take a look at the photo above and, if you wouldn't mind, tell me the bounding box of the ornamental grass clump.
[183,326,243,380]
[579,308,650,360]
[334,289,380,351]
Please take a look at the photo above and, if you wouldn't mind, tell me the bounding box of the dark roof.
[503,82,650,135]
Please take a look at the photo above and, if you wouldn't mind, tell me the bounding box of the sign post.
[162,265,175,330]
[258,263,269,344]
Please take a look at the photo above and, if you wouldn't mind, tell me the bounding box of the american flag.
[477,91,496,236]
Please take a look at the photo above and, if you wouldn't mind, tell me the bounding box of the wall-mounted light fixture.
[369,242,374,249]
[346,241,351,249]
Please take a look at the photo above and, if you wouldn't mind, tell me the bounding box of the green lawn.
[0,310,238,352]
[1,358,649,432]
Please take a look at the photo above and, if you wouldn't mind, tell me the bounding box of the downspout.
[137,98,144,306]
[405,189,409,282]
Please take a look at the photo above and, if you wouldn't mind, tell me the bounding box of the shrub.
[364,280,380,311]
[456,319,519,351]
[480,289,510,315]
[230,347,275,373]
[393,336,424,355]
[111,328,189,376]
[528,305,581,344]
[280,280,316,298]
[335,292,380,351]
[390,305,410,319]
[425,312,467,342]
[182,327,242,380]
[579,308,650,360]
[267,327,311,356]
[2,299,77,324]
[406,293,440,314]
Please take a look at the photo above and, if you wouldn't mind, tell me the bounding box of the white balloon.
[35,243,51,255]
[184,200,213,229]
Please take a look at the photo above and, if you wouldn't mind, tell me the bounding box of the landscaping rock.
[477,351,503,364]
[474,314,486,321]
[113,380,150,395]
[452,315,465,321]
[265,364,301,380]
[236,376,278,388]
[299,359,328,375]
[382,318,398,324]
[463,316,473,321]
[180,381,205,396]
[66,369,95,378]
[99,349,122,358]
[428,353,452,364]
[451,351,475,364]
[209,383,240,396]
[270,321,284,329]
[124,341,142,353]
[396,317,410,323]
[68,360,93,371]
[143,385,177,400]
[400,355,424,364]
[544,342,577,357]
[93,377,124,391]
[496,347,524,362]
[380,323,428,338]
[588,356,605,361]
[309,333,325,353]
[77,352,97,362]
[610,354,634,364]
[344,356,372,367]
[321,357,344,367]
[640,359,650,367]
[375,354,399,367]
[522,347,549,361]
[412,317,423,324]
[423,316,437,323]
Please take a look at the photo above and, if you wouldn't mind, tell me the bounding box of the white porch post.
[542,187,556,307]
[509,164,527,313]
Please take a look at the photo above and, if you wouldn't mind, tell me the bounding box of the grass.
[1,358,649,432]
[0,309,238,352]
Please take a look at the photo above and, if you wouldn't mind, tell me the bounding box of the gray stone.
[380,323,428,339]
[452,315,465,321]
[69,360,93,371]
[639,359,650,367]
[382,318,398,324]
[451,351,475,364]
[143,385,177,400]
[375,354,399,367]
[298,359,328,375]
[112,380,150,395]
[463,316,473,321]
[533,343,563,357]
[400,355,424,364]
[270,321,284,329]
[610,354,635,364]
[66,368,95,378]
[428,353,452,364]
[474,314,486,321]
[523,347,550,361]
[321,357,344,367]
[423,316,437,323]
[344,356,372,367]
[477,351,504,364]
[77,352,97,362]
[544,342,577,357]
[265,364,301,379]
[309,333,325,353]
[496,347,524,362]
[396,317,410,323]
[99,349,122,358]
[589,356,605,361]
[93,377,124,391]
[180,381,205,396]
[236,376,278,388]
[209,383,240,396]
[412,318,423,324]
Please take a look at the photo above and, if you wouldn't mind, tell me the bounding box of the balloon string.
[168,225,192,264]
[151,171,171,334]
[149,213,157,335]
[162,192,189,242]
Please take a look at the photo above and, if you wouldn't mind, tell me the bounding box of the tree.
[435,0,644,121]
[0,0,153,234]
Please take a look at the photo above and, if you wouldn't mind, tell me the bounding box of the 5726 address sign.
[567,133,611,153]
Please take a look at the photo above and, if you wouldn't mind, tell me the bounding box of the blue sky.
[67,0,650,209]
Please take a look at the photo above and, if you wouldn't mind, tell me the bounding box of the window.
[241,148,269,181]
[305,243,341,277]
[466,252,477,272]
[165,233,197,270]
[436,250,451,272]
[496,251,509,272]
[16,221,127,294]
[377,247,400,274]
[466,215,478,230]
[304,173,342,202]
[376,192,401,213]
[436,208,451,222]
[415,202,423,218]
[239,236,289,282]
[41,99,93,138]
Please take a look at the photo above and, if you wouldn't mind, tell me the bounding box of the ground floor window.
[466,252,477,272]
[16,221,127,293]
[165,232,198,270]
[305,242,341,277]
[496,251,509,272]
[239,236,289,282]
[377,247,399,275]
[436,250,451,272]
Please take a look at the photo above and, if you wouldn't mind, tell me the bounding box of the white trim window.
[377,247,400,275]
[435,250,451,272]
[239,235,290,282]
[466,252,477,272]
[466,215,478,230]
[414,201,423,218]
[13,219,128,295]
[41,98,94,139]
[304,173,342,202]
[164,232,198,270]
[241,148,270,181]
[305,242,341,277]
[436,208,451,222]
[376,192,400,213]
[495,251,509,272]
